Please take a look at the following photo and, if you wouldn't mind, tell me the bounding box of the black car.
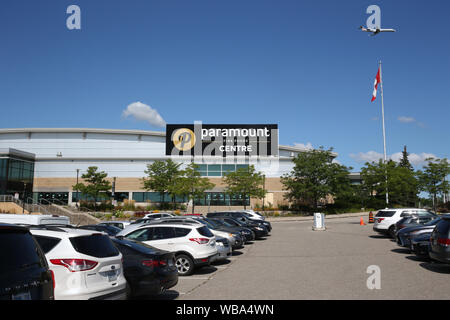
[211,216,268,239]
[0,223,54,300]
[208,218,255,243]
[111,237,178,297]
[396,217,442,248]
[429,214,450,264]
[411,232,432,259]
[207,211,272,233]
[78,224,122,236]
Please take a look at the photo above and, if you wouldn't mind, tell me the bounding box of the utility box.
[312,212,326,231]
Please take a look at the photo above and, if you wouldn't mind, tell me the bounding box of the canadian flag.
[371,67,381,102]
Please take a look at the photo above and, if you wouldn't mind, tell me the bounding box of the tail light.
[377,218,384,223]
[50,259,98,272]
[437,238,450,247]
[142,259,167,268]
[189,238,210,244]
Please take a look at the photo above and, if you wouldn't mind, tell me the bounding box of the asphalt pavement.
[165,215,450,300]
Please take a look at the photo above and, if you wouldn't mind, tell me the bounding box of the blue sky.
[0,0,448,171]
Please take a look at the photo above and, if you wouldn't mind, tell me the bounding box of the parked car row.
[113,210,271,276]
[0,209,271,300]
[0,214,178,300]
[372,208,450,264]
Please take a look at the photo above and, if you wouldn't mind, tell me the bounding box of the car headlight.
[255,227,263,231]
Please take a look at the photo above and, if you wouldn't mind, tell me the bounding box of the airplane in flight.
[359,26,396,36]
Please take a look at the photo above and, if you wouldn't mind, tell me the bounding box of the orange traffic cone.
[360,217,366,226]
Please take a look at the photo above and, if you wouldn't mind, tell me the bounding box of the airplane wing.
[380,29,396,32]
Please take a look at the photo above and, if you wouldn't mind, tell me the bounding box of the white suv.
[143,212,175,219]
[146,216,242,249]
[116,223,218,276]
[30,226,127,300]
[373,208,437,237]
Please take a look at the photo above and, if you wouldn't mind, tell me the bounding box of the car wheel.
[175,254,194,276]
[388,225,396,238]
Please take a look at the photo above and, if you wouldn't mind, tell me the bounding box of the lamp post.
[22,182,27,214]
[112,177,116,205]
[262,174,266,212]
[76,169,80,208]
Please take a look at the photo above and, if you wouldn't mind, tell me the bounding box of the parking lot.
[154,216,450,300]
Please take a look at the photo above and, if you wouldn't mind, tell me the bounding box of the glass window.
[376,210,396,217]
[0,230,46,274]
[207,164,221,177]
[152,227,175,240]
[196,226,214,237]
[207,164,221,171]
[69,234,120,258]
[174,227,191,237]
[222,164,236,173]
[126,228,153,242]
[0,159,7,180]
[34,236,62,254]
[132,192,144,202]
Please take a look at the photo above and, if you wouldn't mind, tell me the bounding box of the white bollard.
[312,212,326,231]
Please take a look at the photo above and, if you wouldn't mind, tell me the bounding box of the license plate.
[102,270,118,282]
[12,291,31,300]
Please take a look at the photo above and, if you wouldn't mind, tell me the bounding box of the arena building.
[0,127,358,212]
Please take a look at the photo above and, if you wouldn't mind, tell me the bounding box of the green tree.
[142,159,181,207]
[223,165,266,210]
[171,163,215,213]
[72,166,112,209]
[417,157,449,212]
[399,145,413,171]
[360,159,419,208]
[281,147,352,211]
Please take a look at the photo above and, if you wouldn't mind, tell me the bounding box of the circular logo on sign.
[172,128,196,151]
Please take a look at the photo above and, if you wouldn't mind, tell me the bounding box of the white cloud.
[398,116,416,123]
[122,102,166,128]
[350,151,384,163]
[293,142,314,151]
[405,153,437,166]
[350,150,437,167]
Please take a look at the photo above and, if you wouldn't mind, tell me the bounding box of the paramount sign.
[166,123,279,157]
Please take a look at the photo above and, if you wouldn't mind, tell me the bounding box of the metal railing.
[0,195,48,214]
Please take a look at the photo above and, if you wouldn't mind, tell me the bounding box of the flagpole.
[379,60,389,206]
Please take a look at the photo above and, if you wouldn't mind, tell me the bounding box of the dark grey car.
[394,213,436,234]
[429,215,450,264]
[396,217,442,248]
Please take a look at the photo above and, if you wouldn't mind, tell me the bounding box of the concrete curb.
[266,212,371,223]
